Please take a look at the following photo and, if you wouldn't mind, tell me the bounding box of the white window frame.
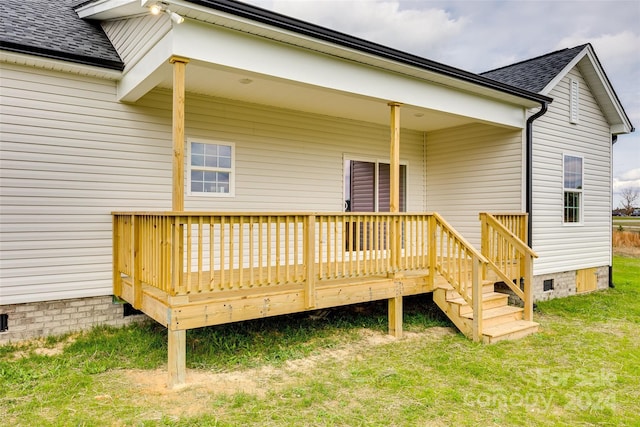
[570,78,580,124]
[187,138,235,197]
[562,153,583,225]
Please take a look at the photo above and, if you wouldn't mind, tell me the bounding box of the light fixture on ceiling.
[238,78,253,85]
[414,112,424,118]
[149,2,184,24]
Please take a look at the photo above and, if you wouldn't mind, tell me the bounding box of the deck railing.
[432,213,488,341]
[479,212,537,321]
[112,212,434,299]
[113,211,532,340]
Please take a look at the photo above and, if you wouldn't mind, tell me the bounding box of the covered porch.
[78,1,549,387]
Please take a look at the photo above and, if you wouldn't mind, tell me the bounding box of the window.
[570,79,579,124]
[563,154,583,224]
[188,140,234,196]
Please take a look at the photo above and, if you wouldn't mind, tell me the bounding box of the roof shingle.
[480,45,587,93]
[0,0,123,70]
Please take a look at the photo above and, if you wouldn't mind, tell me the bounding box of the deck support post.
[168,56,189,388]
[170,56,189,212]
[388,102,402,273]
[168,329,186,388]
[388,294,403,338]
[387,102,403,337]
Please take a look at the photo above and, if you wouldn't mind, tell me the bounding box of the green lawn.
[1,256,638,426]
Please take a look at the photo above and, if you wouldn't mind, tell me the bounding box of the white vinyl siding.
[425,123,524,246]
[532,67,612,275]
[0,63,427,305]
[101,15,171,71]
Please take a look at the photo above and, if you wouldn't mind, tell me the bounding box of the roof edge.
[0,41,124,71]
[183,0,551,105]
[481,44,589,76]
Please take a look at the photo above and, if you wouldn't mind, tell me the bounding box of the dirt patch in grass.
[119,327,456,418]
[11,334,79,360]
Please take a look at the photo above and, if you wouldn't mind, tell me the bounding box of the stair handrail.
[432,213,488,341]
[480,213,538,322]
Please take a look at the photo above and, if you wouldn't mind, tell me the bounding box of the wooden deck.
[120,267,432,331]
[112,211,536,387]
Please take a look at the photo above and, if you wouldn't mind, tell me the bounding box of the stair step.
[448,292,509,315]
[435,280,495,299]
[461,305,523,328]
[482,320,539,344]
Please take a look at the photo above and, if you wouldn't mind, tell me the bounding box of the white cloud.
[613,168,640,192]
[245,0,468,56]
[556,31,640,67]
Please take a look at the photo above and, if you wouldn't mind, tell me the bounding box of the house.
[481,45,634,297]
[0,0,633,385]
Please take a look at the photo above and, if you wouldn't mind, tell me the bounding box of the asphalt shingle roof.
[0,0,123,70]
[480,45,588,93]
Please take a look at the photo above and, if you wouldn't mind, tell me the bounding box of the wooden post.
[428,215,436,287]
[168,56,189,388]
[388,102,403,338]
[168,329,186,388]
[388,292,403,338]
[133,215,142,309]
[523,253,533,321]
[472,256,483,342]
[170,56,189,212]
[305,215,316,309]
[112,215,122,297]
[388,102,401,214]
[388,102,402,273]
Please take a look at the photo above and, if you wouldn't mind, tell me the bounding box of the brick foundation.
[533,266,609,302]
[494,265,610,305]
[0,296,147,345]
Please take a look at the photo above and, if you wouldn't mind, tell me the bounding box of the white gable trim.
[540,45,633,134]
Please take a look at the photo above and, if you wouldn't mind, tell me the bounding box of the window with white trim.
[570,79,580,124]
[188,140,235,196]
[563,154,583,224]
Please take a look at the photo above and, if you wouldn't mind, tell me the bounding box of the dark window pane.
[218,145,232,157]
[191,142,205,155]
[219,156,231,168]
[191,154,204,167]
[217,172,229,183]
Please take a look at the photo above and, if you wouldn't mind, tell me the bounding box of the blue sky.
[243,0,640,208]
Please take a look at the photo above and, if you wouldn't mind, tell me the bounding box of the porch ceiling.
[154,60,476,132]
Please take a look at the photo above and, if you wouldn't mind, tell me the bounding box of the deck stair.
[433,276,539,343]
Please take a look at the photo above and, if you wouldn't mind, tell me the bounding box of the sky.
[242,0,640,208]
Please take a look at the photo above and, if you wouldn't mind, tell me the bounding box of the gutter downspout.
[610,134,618,288]
[526,102,549,247]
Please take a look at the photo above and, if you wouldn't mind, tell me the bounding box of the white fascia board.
[172,21,526,128]
[541,46,632,134]
[0,51,121,80]
[117,32,174,102]
[76,0,140,20]
[540,48,587,96]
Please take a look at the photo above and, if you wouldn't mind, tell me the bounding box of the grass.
[1,256,639,426]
